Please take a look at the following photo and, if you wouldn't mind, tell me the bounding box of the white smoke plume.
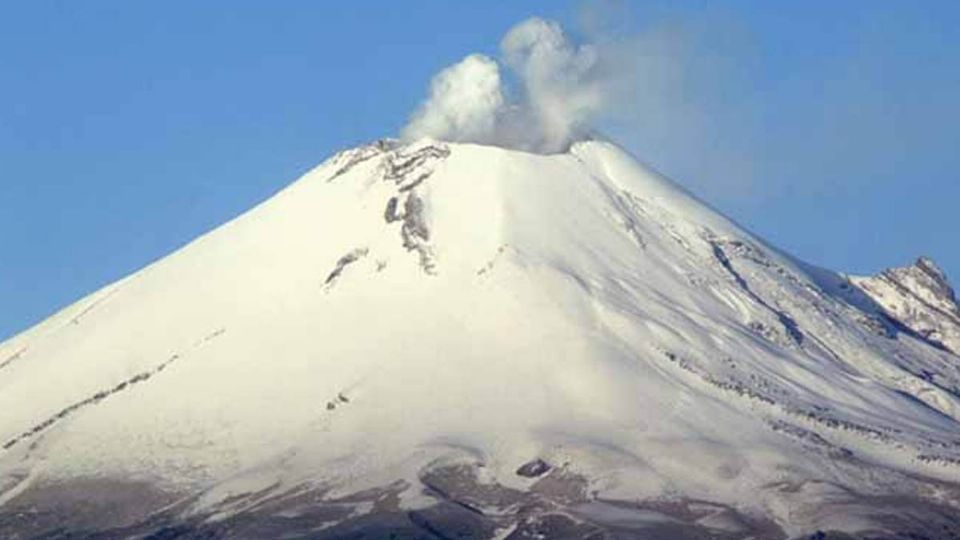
[402,17,607,153]
[400,54,505,146]
[400,10,758,202]
[500,18,604,152]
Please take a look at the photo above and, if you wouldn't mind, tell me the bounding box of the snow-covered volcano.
[2,139,960,539]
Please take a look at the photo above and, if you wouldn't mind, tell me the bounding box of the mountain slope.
[2,139,960,539]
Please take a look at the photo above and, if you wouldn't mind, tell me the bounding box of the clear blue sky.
[2,1,957,340]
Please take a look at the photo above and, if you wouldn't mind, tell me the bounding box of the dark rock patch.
[384,197,401,223]
[516,459,551,478]
[325,248,370,287]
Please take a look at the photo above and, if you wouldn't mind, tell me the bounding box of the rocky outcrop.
[852,257,960,355]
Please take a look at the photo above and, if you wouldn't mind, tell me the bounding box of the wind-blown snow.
[2,139,960,537]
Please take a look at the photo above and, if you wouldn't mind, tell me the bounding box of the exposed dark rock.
[384,197,401,223]
[506,513,601,540]
[3,472,960,540]
[383,144,450,190]
[4,353,181,450]
[324,248,370,286]
[3,328,225,451]
[400,192,435,274]
[378,144,449,274]
[326,142,392,183]
[401,194,429,248]
[407,503,497,539]
[516,459,551,478]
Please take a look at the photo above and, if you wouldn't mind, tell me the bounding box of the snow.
[2,138,960,535]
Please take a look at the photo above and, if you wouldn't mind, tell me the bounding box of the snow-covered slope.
[2,139,960,539]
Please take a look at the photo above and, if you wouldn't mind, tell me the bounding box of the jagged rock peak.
[883,256,958,315]
[852,255,960,355]
[912,256,955,296]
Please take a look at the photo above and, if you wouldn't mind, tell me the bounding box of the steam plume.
[402,17,606,153]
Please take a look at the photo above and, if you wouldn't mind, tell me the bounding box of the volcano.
[2,139,960,539]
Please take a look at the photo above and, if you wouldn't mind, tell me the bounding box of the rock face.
[3,139,960,539]
[853,257,960,355]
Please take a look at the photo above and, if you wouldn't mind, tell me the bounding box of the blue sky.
[1,1,957,340]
